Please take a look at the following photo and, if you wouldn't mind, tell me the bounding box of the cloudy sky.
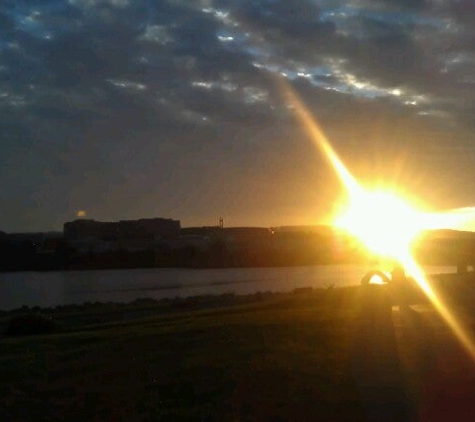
[2,0,475,232]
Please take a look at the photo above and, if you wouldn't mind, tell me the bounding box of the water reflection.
[0,265,455,311]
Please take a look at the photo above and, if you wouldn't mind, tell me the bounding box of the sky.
[2,0,475,232]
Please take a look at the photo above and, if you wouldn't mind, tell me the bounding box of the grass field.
[0,288,367,421]
[3,275,475,422]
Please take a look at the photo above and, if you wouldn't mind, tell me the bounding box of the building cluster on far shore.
[63,218,181,253]
[0,217,356,271]
[61,218,344,258]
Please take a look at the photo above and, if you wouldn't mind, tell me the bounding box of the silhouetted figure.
[391,262,410,312]
[353,266,414,421]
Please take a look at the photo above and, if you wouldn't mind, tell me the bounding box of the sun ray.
[280,80,361,196]
[401,253,475,361]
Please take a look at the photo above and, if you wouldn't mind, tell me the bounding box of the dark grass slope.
[1,275,473,422]
[0,288,366,421]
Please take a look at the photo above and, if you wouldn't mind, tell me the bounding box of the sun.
[333,187,475,260]
[334,189,425,260]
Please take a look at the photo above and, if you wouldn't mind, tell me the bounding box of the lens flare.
[281,78,475,362]
[335,190,424,259]
[401,252,475,360]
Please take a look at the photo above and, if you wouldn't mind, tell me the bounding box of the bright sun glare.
[335,190,423,260]
[334,187,475,261]
[281,77,475,362]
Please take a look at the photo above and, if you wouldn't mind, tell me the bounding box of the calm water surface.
[0,265,455,310]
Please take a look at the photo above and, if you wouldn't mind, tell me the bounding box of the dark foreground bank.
[1,275,475,421]
[1,287,366,421]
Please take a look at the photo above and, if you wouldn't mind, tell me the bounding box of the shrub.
[4,314,59,337]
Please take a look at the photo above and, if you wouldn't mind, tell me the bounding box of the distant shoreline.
[0,260,458,274]
[2,269,470,318]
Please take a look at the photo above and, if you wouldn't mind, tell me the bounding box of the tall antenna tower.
[219,217,224,229]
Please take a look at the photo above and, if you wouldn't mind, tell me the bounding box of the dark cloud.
[231,0,334,37]
[0,11,15,30]
[373,0,429,10]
